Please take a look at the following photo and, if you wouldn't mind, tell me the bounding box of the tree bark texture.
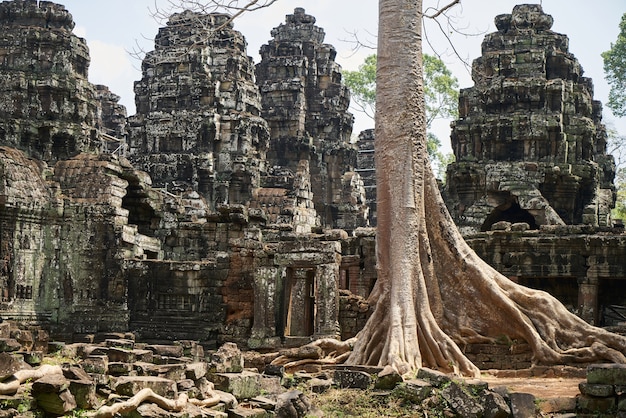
[346,0,626,377]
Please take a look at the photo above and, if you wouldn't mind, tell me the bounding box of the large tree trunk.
[347,0,626,377]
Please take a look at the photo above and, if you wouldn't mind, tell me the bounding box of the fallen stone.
[82,355,108,374]
[107,347,136,363]
[32,373,70,393]
[416,367,452,387]
[260,374,283,395]
[0,338,21,353]
[577,393,616,413]
[275,390,321,418]
[147,344,184,358]
[250,395,277,410]
[263,363,285,377]
[114,375,178,398]
[105,338,134,350]
[186,361,208,380]
[333,369,372,389]
[482,390,511,418]
[69,378,97,410]
[440,381,484,417]
[374,365,403,389]
[393,379,433,404]
[108,361,133,376]
[309,377,332,393]
[579,382,615,397]
[33,389,77,416]
[509,392,537,418]
[210,342,244,373]
[0,352,31,380]
[228,406,269,418]
[209,370,262,400]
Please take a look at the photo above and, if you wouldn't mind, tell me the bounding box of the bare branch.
[424,0,461,19]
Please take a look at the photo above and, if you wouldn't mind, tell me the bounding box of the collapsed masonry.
[0,0,625,360]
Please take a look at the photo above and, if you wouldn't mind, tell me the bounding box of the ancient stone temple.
[0,0,102,163]
[443,4,626,325]
[444,4,616,235]
[0,1,377,349]
[127,11,269,208]
[256,8,368,231]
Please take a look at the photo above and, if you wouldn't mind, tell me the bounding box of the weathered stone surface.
[333,369,372,389]
[256,7,367,232]
[580,382,615,397]
[275,390,320,418]
[578,393,617,413]
[0,352,30,380]
[210,342,244,373]
[114,375,177,398]
[374,365,403,390]
[444,4,617,237]
[440,381,484,417]
[588,364,626,385]
[482,390,511,418]
[209,371,262,400]
[393,379,434,404]
[509,392,537,418]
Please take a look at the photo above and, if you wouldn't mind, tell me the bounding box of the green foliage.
[343,53,458,179]
[613,167,626,221]
[343,54,377,119]
[603,13,626,117]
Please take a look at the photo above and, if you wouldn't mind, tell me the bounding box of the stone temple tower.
[128,11,270,208]
[444,4,616,235]
[256,8,368,230]
[0,0,102,163]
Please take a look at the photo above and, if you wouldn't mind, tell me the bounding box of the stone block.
[0,338,21,352]
[441,381,484,417]
[375,365,403,390]
[186,361,208,380]
[107,347,136,363]
[509,392,537,418]
[32,373,70,393]
[210,342,244,373]
[275,390,319,418]
[588,364,626,385]
[105,338,134,350]
[0,352,31,380]
[416,367,452,387]
[333,369,372,389]
[227,406,269,418]
[577,394,616,413]
[209,370,262,400]
[107,361,133,376]
[147,344,184,358]
[33,390,77,416]
[69,379,97,410]
[393,379,433,403]
[309,377,333,393]
[82,355,108,374]
[483,391,511,418]
[580,382,615,397]
[114,376,177,398]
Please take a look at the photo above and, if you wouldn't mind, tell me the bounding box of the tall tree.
[160,0,626,377]
[346,0,626,376]
[603,13,626,117]
[344,53,458,179]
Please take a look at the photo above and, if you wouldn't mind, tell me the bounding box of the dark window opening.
[481,201,538,231]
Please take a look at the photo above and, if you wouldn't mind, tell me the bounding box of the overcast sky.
[59,0,626,150]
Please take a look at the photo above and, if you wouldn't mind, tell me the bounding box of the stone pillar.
[248,266,283,349]
[313,263,340,338]
[578,278,599,325]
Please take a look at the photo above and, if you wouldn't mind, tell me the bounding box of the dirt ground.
[481,375,583,398]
